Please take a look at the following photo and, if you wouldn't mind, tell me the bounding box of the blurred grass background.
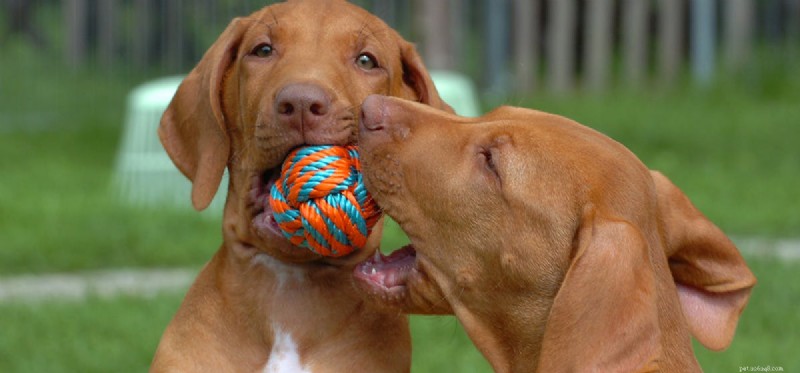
[2,259,796,372]
[2,22,799,373]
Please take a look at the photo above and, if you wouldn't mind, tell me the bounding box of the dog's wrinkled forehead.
[246,1,391,42]
[226,3,400,76]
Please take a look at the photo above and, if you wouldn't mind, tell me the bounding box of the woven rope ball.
[269,145,382,257]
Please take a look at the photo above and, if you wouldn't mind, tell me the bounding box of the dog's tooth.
[370,267,377,275]
[373,250,383,264]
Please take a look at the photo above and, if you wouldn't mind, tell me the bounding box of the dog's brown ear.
[158,18,247,210]
[538,209,662,372]
[651,171,756,351]
[397,40,454,113]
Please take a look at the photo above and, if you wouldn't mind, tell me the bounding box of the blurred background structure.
[1,1,799,372]
[4,0,799,95]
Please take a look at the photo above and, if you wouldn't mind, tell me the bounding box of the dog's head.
[159,0,449,264]
[354,95,755,370]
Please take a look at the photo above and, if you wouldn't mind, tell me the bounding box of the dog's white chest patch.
[263,327,311,373]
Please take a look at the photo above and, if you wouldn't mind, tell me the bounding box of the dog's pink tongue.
[356,245,416,289]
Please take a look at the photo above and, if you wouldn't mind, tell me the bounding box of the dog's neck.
[450,300,549,373]
[212,198,410,371]
[220,222,372,333]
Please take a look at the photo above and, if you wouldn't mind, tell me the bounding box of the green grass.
[0,42,221,275]
[509,86,800,236]
[0,294,182,373]
[694,257,800,372]
[0,255,795,372]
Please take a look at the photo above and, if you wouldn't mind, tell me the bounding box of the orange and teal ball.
[269,145,381,257]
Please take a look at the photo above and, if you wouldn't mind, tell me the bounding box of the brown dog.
[152,1,450,371]
[354,95,756,372]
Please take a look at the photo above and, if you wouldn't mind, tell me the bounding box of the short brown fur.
[356,96,755,372]
[152,2,449,371]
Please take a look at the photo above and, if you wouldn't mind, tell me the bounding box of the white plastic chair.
[429,70,481,117]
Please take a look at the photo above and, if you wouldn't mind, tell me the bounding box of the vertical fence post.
[486,0,510,93]
[133,0,153,69]
[547,0,576,94]
[165,0,185,72]
[372,0,397,29]
[420,0,453,70]
[63,0,87,70]
[450,0,465,72]
[623,0,650,88]
[513,0,540,93]
[786,0,800,53]
[762,0,783,42]
[657,0,685,87]
[98,0,118,70]
[691,0,717,86]
[791,0,800,34]
[189,0,212,65]
[786,0,800,40]
[724,0,754,72]
[418,0,449,69]
[584,0,614,92]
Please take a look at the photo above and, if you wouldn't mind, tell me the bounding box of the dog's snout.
[360,94,387,132]
[275,83,331,130]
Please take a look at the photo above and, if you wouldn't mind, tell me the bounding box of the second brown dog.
[355,95,756,372]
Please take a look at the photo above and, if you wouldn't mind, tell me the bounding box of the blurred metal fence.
[3,0,799,95]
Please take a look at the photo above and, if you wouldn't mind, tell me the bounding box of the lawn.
[0,257,796,372]
[520,87,800,237]
[1,40,799,371]
[0,43,222,275]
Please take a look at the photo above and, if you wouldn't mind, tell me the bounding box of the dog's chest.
[262,328,311,373]
[252,253,306,287]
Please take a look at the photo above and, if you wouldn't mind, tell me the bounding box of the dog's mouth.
[247,147,375,262]
[353,244,419,301]
[250,167,286,243]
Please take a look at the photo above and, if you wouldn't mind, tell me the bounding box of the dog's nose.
[275,83,331,131]
[360,94,387,132]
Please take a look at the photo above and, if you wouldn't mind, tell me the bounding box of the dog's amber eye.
[356,53,378,70]
[252,43,273,58]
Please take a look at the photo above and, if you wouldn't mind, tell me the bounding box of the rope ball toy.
[269,145,382,257]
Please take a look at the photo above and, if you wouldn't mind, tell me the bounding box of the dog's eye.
[356,53,378,70]
[480,148,500,178]
[251,43,274,58]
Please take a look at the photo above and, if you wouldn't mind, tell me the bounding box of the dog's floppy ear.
[397,40,454,113]
[651,171,756,351]
[538,208,662,372]
[159,18,247,210]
